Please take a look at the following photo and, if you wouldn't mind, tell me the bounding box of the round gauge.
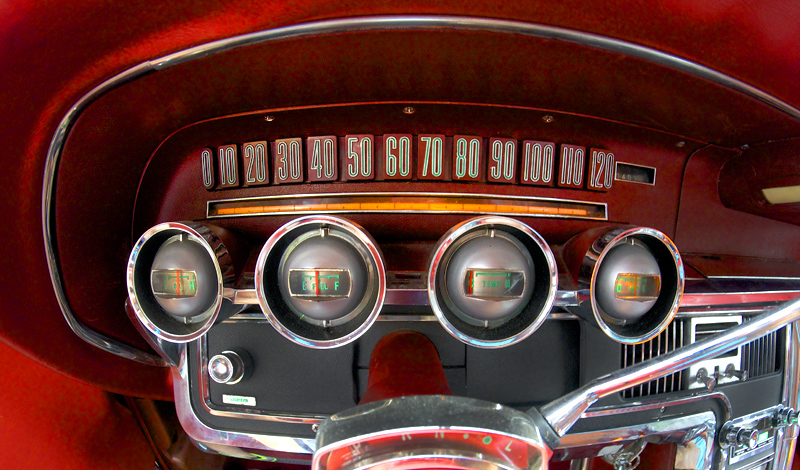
[443,231,534,326]
[579,227,683,344]
[594,240,661,323]
[428,216,557,349]
[255,216,385,348]
[127,223,233,343]
[150,234,218,320]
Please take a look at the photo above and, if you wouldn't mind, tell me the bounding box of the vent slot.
[621,320,684,399]
[621,317,782,399]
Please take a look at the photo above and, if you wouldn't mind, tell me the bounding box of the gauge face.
[464,269,526,301]
[614,273,661,301]
[150,234,218,320]
[443,232,534,326]
[279,232,369,326]
[151,269,198,298]
[594,240,661,323]
[287,269,352,301]
[428,217,558,348]
[255,216,386,348]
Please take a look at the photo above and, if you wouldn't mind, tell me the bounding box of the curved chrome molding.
[555,411,716,470]
[428,216,558,349]
[43,15,800,363]
[581,391,731,424]
[254,215,386,349]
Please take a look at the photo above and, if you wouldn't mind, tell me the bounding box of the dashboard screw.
[403,106,416,115]
[542,115,554,123]
[264,115,275,122]
[312,424,319,433]
[741,144,750,150]
[676,141,685,147]
[660,407,665,413]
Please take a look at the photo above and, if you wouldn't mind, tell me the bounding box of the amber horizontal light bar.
[207,193,606,220]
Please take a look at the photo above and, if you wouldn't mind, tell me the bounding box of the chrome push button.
[208,350,247,385]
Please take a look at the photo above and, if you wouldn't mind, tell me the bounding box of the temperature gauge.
[464,269,525,300]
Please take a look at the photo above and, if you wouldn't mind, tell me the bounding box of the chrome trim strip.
[580,391,732,423]
[42,15,800,362]
[556,411,716,470]
[540,296,800,437]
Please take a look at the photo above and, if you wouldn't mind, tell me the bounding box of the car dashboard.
[4,3,800,470]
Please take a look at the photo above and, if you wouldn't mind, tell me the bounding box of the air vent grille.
[742,317,780,379]
[621,318,781,399]
[621,320,684,399]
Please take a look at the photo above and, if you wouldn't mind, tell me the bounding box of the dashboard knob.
[722,426,758,450]
[208,350,248,385]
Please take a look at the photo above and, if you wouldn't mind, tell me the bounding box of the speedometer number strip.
[587,148,615,192]
[417,134,446,180]
[217,144,239,188]
[200,135,622,192]
[488,137,517,184]
[521,140,555,187]
[381,134,413,180]
[557,144,585,189]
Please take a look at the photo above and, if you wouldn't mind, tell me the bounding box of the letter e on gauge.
[587,148,615,191]
[342,134,375,181]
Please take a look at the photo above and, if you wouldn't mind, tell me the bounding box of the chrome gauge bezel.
[584,227,684,344]
[127,222,229,343]
[428,216,558,349]
[255,215,386,349]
